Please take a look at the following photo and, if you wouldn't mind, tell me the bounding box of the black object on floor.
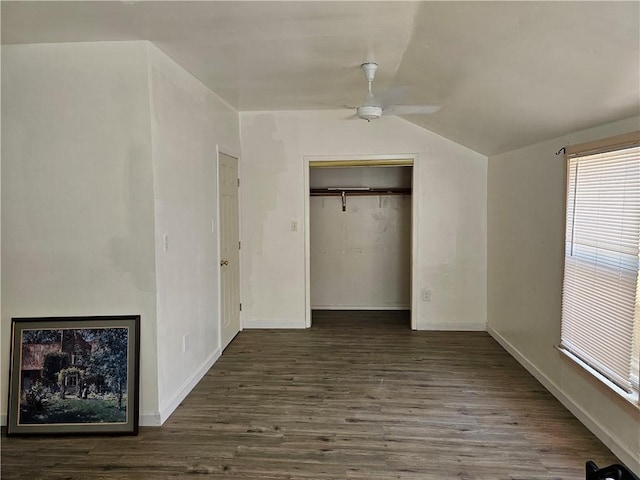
[586,461,639,480]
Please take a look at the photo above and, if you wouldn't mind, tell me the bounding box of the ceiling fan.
[351,63,441,122]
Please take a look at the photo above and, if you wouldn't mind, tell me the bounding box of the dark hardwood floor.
[1,311,620,479]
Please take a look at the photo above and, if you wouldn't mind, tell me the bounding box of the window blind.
[561,141,640,394]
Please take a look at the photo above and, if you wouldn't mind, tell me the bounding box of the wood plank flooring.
[1,311,620,479]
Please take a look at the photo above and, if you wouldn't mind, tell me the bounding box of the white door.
[219,152,241,350]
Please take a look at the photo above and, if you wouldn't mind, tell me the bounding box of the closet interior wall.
[309,166,412,311]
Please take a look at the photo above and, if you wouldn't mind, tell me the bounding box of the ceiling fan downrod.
[357,63,382,121]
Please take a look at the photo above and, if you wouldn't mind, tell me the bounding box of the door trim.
[303,153,419,330]
[216,145,242,352]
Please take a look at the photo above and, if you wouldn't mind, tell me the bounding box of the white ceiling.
[2,1,639,155]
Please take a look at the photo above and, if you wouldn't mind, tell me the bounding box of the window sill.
[557,346,640,410]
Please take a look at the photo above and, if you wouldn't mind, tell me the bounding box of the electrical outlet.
[291,220,298,232]
[163,234,169,252]
[421,288,431,302]
[182,333,189,353]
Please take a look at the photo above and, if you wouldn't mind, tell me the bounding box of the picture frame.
[7,315,140,436]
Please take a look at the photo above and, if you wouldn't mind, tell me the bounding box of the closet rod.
[310,187,411,197]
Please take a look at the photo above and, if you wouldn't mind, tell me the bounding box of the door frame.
[216,145,242,352]
[303,153,419,330]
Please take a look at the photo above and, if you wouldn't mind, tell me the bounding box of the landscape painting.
[7,316,140,435]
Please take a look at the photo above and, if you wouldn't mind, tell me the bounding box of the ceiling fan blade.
[383,104,442,116]
[378,85,410,108]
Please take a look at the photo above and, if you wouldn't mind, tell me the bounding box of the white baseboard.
[487,325,640,475]
[157,347,222,425]
[417,321,487,331]
[311,305,411,311]
[242,319,306,329]
[139,412,162,427]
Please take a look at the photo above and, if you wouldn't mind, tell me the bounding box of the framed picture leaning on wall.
[7,315,140,435]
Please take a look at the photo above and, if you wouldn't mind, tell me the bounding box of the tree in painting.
[21,329,62,344]
[86,328,128,409]
[42,352,69,387]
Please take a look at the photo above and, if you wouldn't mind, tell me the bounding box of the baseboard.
[311,305,411,311]
[417,321,487,331]
[157,347,222,425]
[242,319,307,329]
[139,412,162,427]
[487,325,640,475]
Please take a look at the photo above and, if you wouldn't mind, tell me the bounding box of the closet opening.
[304,157,416,330]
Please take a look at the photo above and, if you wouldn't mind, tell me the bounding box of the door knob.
[220,260,229,266]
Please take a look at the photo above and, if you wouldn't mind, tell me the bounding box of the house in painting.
[20,331,97,395]
[20,343,62,392]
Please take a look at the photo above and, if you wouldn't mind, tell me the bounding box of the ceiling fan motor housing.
[357,105,382,121]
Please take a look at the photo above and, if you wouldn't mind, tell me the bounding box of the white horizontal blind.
[561,144,640,393]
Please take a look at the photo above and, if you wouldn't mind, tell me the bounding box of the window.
[560,131,640,402]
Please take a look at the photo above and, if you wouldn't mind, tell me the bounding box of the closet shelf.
[310,187,411,197]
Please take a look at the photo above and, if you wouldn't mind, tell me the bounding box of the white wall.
[239,111,487,330]
[310,194,411,310]
[1,40,242,426]
[487,116,640,473]
[147,45,240,422]
[1,42,159,422]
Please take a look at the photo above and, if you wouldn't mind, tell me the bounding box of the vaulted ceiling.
[2,1,639,155]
